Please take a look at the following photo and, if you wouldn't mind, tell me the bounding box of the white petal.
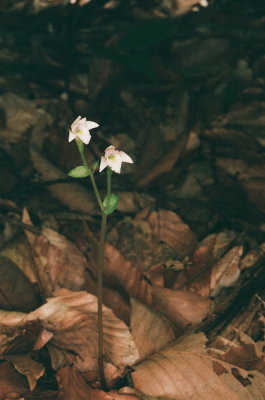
[71,116,81,129]
[119,151,133,164]
[86,121,99,130]
[80,132,91,145]
[109,158,122,173]
[99,157,108,172]
[105,145,115,155]
[68,131,76,142]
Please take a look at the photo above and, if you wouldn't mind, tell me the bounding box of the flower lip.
[99,145,133,174]
[68,116,99,144]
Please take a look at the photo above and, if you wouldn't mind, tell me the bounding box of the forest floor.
[0,0,264,399]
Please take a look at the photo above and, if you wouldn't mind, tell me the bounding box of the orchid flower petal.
[118,151,133,163]
[99,157,108,172]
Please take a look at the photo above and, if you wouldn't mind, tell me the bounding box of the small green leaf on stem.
[68,166,90,178]
[103,193,120,215]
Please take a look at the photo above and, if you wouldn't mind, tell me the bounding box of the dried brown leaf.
[0,235,38,284]
[147,210,197,257]
[152,285,211,331]
[104,243,153,306]
[177,231,236,296]
[29,289,140,385]
[0,256,41,312]
[4,354,44,391]
[210,246,242,296]
[57,366,96,400]
[30,146,96,214]
[211,331,265,374]
[23,209,88,297]
[131,333,265,400]
[57,366,141,400]
[0,361,28,399]
[130,299,175,359]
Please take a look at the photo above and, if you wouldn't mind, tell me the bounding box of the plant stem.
[78,145,104,213]
[97,211,107,389]
[77,141,107,387]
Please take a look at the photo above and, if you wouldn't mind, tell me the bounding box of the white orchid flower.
[68,116,99,145]
[99,145,133,174]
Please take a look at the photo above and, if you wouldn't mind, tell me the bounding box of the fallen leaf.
[28,289,140,385]
[103,243,153,306]
[23,209,88,297]
[56,366,141,399]
[4,354,44,391]
[57,366,96,400]
[211,331,265,375]
[0,361,28,399]
[0,234,38,284]
[130,299,175,359]
[210,246,243,296]
[0,92,43,145]
[177,231,237,296]
[131,333,265,399]
[147,210,197,257]
[152,285,211,331]
[0,256,41,312]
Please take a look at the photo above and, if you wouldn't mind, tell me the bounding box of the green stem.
[97,212,107,389]
[78,143,104,213]
[76,139,107,387]
[106,167,112,201]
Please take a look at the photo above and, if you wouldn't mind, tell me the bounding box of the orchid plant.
[68,116,133,388]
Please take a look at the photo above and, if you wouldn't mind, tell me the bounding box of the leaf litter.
[0,0,265,398]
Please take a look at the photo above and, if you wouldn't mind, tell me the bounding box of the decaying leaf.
[147,209,197,257]
[176,231,237,296]
[57,366,96,400]
[23,209,88,297]
[104,243,153,306]
[130,299,175,359]
[210,245,243,296]
[0,289,140,387]
[4,354,44,391]
[0,92,44,145]
[0,256,41,312]
[28,289,140,385]
[0,361,28,399]
[131,333,265,400]
[30,145,96,215]
[211,331,265,375]
[152,286,211,331]
[0,234,39,284]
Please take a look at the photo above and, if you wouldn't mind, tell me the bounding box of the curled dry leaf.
[131,333,265,400]
[147,210,197,257]
[29,289,140,385]
[0,256,41,312]
[177,231,237,296]
[0,92,43,145]
[104,243,153,306]
[56,366,141,400]
[211,331,265,375]
[0,235,38,284]
[85,268,131,325]
[4,354,44,391]
[57,366,96,400]
[130,299,176,359]
[23,209,88,297]
[152,285,211,331]
[0,361,28,399]
[210,245,243,296]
